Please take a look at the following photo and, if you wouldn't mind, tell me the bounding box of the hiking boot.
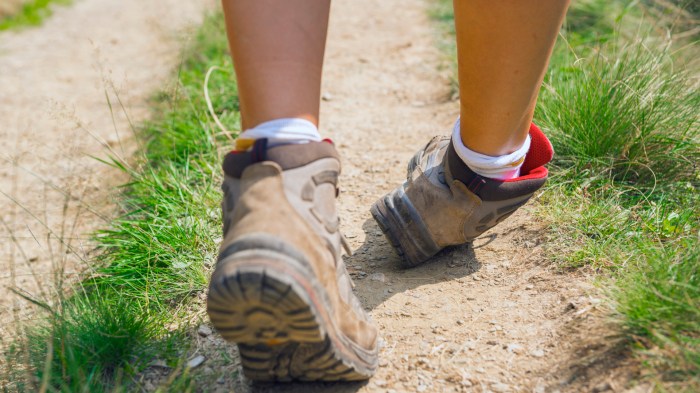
[371,123,553,268]
[207,139,378,382]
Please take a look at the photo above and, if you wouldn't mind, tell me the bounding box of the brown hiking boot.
[371,123,554,267]
[207,139,378,382]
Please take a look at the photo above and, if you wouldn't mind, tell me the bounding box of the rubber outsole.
[370,185,442,268]
[207,249,376,382]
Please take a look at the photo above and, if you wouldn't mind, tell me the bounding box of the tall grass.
[2,12,237,392]
[534,0,700,389]
[539,42,699,187]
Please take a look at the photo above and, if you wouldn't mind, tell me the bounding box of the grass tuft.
[538,39,699,189]
[0,0,71,31]
[615,240,700,387]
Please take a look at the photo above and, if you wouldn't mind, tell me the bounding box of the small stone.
[592,382,612,393]
[487,340,498,346]
[198,325,212,337]
[530,349,545,358]
[150,359,168,368]
[370,272,386,282]
[525,284,534,290]
[472,275,480,281]
[186,355,206,368]
[373,379,387,387]
[491,382,511,392]
[322,92,333,101]
[506,343,524,354]
[456,319,464,326]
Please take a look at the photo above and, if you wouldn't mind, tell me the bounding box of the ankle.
[236,118,322,150]
[451,118,530,180]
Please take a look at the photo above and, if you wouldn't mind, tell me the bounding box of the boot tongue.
[520,123,554,175]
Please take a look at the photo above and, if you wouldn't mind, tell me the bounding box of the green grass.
[536,0,700,389]
[0,0,71,31]
[2,12,237,392]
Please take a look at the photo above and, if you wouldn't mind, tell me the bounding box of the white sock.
[451,118,530,180]
[238,118,322,148]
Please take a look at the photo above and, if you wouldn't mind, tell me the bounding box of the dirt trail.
[0,0,214,330]
[186,1,622,392]
[0,0,627,391]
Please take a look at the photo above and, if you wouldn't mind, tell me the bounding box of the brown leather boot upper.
[219,140,377,357]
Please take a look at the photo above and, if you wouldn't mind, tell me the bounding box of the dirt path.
[0,0,214,330]
[0,0,623,391]
[186,1,616,392]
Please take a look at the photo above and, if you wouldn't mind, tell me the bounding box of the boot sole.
[207,237,377,382]
[371,184,442,268]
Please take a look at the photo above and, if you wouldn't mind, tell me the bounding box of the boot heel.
[371,184,441,267]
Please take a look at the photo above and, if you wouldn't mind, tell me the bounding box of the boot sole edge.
[207,246,377,382]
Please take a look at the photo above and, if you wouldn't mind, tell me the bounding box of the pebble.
[370,272,386,282]
[530,349,545,358]
[187,355,206,369]
[525,284,535,290]
[373,379,387,387]
[491,382,511,392]
[198,325,212,337]
[592,382,612,393]
[150,359,168,368]
[322,92,333,101]
[506,343,524,354]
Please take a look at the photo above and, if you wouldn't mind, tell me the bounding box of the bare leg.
[221,0,330,130]
[454,0,570,156]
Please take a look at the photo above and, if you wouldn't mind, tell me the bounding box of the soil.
[0,0,215,330]
[1,0,648,392]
